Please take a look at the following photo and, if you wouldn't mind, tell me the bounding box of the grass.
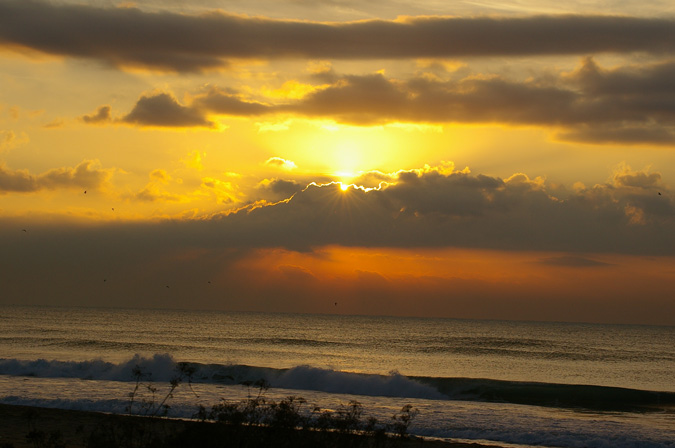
[12,363,424,448]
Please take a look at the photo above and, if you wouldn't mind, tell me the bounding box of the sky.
[1,0,674,325]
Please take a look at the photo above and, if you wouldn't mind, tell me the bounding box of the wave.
[413,376,675,412]
[1,334,355,354]
[406,337,674,362]
[1,355,673,412]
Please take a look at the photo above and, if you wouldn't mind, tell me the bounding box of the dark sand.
[0,404,498,448]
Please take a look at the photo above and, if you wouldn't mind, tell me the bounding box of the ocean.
[0,305,673,447]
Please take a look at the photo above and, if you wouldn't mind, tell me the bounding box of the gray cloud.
[0,165,36,193]
[200,166,675,255]
[0,0,673,72]
[0,160,112,193]
[183,59,675,144]
[192,87,271,116]
[282,59,675,144]
[537,255,612,267]
[122,93,213,128]
[257,179,305,199]
[558,125,675,145]
[3,164,674,323]
[81,105,111,124]
[83,57,674,144]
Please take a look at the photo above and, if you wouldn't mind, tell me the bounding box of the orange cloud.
[219,246,675,324]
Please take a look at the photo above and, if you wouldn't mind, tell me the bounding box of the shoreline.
[0,403,500,448]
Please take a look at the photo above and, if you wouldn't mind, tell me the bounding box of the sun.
[333,141,363,179]
[339,182,350,191]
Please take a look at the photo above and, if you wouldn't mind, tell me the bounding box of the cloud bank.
[3,163,673,324]
[0,160,112,194]
[204,164,674,254]
[4,162,672,254]
[1,0,673,72]
[88,58,675,144]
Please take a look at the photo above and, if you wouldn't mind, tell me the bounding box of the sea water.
[1,305,673,447]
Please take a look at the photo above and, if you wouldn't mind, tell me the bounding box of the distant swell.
[413,376,675,412]
[1,355,673,411]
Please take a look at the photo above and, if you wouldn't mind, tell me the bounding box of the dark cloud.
[557,124,675,146]
[187,59,675,143]
[81,105,111,124]
[0,160,112,193]
[257,178,304,198]
[0,0,673,72]
[278,60,675,144]
[350,171,395,189]
[4,215,672,324]
[3,164,674,323]
[613,169,662,189]
[0,164,36,193]
[537,255,611,267]
[192,87,271,116]
[196,165,675,255]
[286,73,410,125]
[122,93,213,128]
[84,58,673,142]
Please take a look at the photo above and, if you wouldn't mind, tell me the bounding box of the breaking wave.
[1,354,673,411]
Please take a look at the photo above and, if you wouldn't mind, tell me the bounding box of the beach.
[0,403,496,448]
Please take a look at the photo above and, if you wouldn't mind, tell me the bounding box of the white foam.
[0,354,178,382]
[0,355,445,400]
[273,365,445,399]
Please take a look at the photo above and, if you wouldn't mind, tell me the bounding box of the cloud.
[122,93,213,128]
[192,87,271,116]
[43,119,66,129]
[0,1,673,72]
[264,157,297,170]
[81,57,674,141]
[132,169,191,203]
[0,164,36,193]
[4,161,672,254]
[200,177,241,204]
[277,264,318,282]
[0,130,29,152]
[256,178,304,200]
[275,59,675,143]
[3,163,674,324]
[134,185,183,203]
[350,170,396,189]
[181,150,205,171]
[537,255,611,267]
[107,58,673,143]
[0,160,113,193]
[203,163,675,255]
[612,164,662,189]
[558,124,675,145]
[81,105,112,124]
